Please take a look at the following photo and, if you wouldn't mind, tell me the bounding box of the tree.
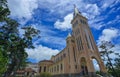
[0,0,10,21]
[0,0,10,76]
[1,19,40,77]
[99,41,119,77]
[0,46,8,76]
[114,53,120,76]
[0,0,40,77]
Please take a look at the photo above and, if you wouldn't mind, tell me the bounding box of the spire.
[67,33,71,38]
[73,4,81,17]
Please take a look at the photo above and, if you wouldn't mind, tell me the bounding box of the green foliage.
[0,0,10,21]
[0,0,40,77]
[96,71,101,75]
[99,41,120,77]
[0,0,10,74]
[99,41,114,69]
[0,47,8,76]
[114,54,120,76]
[0,19,39,77]
[38,72,52,77]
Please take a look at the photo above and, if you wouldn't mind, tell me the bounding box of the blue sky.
[7,0,120,63]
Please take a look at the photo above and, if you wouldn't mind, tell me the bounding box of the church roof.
[39,60,53,63]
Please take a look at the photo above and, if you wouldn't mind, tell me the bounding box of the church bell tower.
[71,5,107,77]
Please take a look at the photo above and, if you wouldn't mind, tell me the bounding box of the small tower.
[66,33,77,74]
[71,5,107,77]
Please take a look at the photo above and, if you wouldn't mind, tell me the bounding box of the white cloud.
[7,0,118,30]
[98,28,120,44]
[39,0,101,25]
[108,7,116,14]
[101,0,116,9]
[54,13,73,31]
[89,15,120,30]
[53,3,101,30]
[7,0,38,23]
[81,4,104,29]
[89,21,105,30]
[38,0,83,15]
[32,24,66,49]
[110,45,120,58]
[38,0,119,30]
[107,15,120,25]
[39,25,66,47]
[98,44,120,64]
[83,4,100,19]
[97,28,120,64]
[26,45,59,62]
[40,35,66,49]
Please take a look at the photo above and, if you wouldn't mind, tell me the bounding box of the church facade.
[39,6,107,77]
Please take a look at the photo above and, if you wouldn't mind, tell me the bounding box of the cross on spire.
[74,4,76,8]
[73,4,81,17]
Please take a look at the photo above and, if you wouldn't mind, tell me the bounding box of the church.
[39,6,107,77]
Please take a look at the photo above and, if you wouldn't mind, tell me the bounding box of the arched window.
[44,66,46,72]
[80,57,88,75]
[75,65,77,69]
[76,36,83,51]
[52,67,53,72]
[61,64,63,71]
[39,66,41,72]
[73,47,76,62]
[57,65,59,72]
[54,66,56,72]
[84,29,93,50]
[92,58,100,72]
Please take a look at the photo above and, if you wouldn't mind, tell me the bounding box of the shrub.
[37,72,52,77]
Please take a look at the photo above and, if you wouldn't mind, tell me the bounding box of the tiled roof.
[39,60,53,63]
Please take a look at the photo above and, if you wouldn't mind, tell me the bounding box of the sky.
[7,0,120,64]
